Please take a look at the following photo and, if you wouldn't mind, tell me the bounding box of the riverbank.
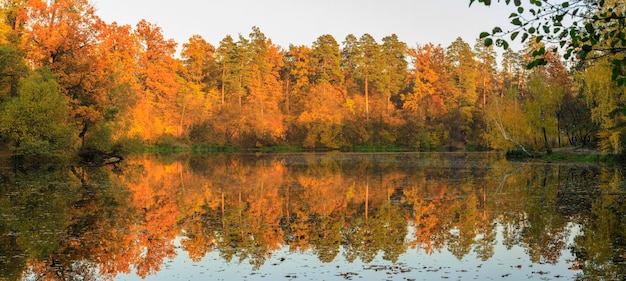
[537,147,619,163]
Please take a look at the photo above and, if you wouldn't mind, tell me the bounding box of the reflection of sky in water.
[117,224,582,281]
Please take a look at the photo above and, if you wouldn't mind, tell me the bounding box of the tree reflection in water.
[0,153,624,280]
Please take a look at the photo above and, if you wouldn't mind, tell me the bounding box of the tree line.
[0,0,624,160]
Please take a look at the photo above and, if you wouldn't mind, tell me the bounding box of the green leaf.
[512,18,523,26]
[509,12,518,18]
[492,26,503,33]
[484,38,493,47]
[611,59,622,66]
[561,2,569,8]
[555,13,564,22]
[479,32,490,39]
[532,46,546,56]
[526,59,544,69]
[612,67,620,80]
[518,6,524,13]
[521,32,529,43]
[529,27,536,34]
[511,31,520,41]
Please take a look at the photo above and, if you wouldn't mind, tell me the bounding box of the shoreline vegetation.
[137,143,623,165]
[508,146,619,164]
[102,143,623,164]
[112,145,624,164]
[0,142,619,170]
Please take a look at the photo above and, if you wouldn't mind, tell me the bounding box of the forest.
[0,0,625,161]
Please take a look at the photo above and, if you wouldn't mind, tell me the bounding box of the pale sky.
[93,0,519,53]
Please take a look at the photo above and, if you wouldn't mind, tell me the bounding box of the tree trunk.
[221,64,226,106]
[285,76,290,116]
[79,121,88,149]
[542,127,552,154]
[179,100,186,137]
[365,71,369,122]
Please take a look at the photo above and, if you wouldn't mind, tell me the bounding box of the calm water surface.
[1,152,625,280]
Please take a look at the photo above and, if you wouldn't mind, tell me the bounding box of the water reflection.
[0,153,625,280]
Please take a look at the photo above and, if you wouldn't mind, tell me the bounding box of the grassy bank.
[507,146,621,164]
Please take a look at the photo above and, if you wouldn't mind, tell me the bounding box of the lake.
[0,152,625,280]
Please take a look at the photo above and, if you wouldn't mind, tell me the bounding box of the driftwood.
[78,148,123,167]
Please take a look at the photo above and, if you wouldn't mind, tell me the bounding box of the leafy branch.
[471,0,626,85]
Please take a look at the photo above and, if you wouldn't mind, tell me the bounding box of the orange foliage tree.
[130,20,181,142]
[19,0,107,147]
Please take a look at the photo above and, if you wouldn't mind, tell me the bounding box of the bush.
[0,69,75,158]
[116,135,145,155]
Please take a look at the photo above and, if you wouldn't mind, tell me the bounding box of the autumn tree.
[283,44,312,116]
[405,43,449,119]
[179,35,219,140]
[181,34,218,90]
[90,22,140,151]
[583,58,626,153]
[19,0,107,148]
[130,19,181,142]
[401,43,448,150]
[290,35,349,149]
[242,26,286,146]
[482,46,532,152]
[296,83,346,149]
[524,46,569,152]
[208,33,260,145]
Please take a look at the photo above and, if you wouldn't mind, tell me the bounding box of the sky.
[93,0,520,54]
